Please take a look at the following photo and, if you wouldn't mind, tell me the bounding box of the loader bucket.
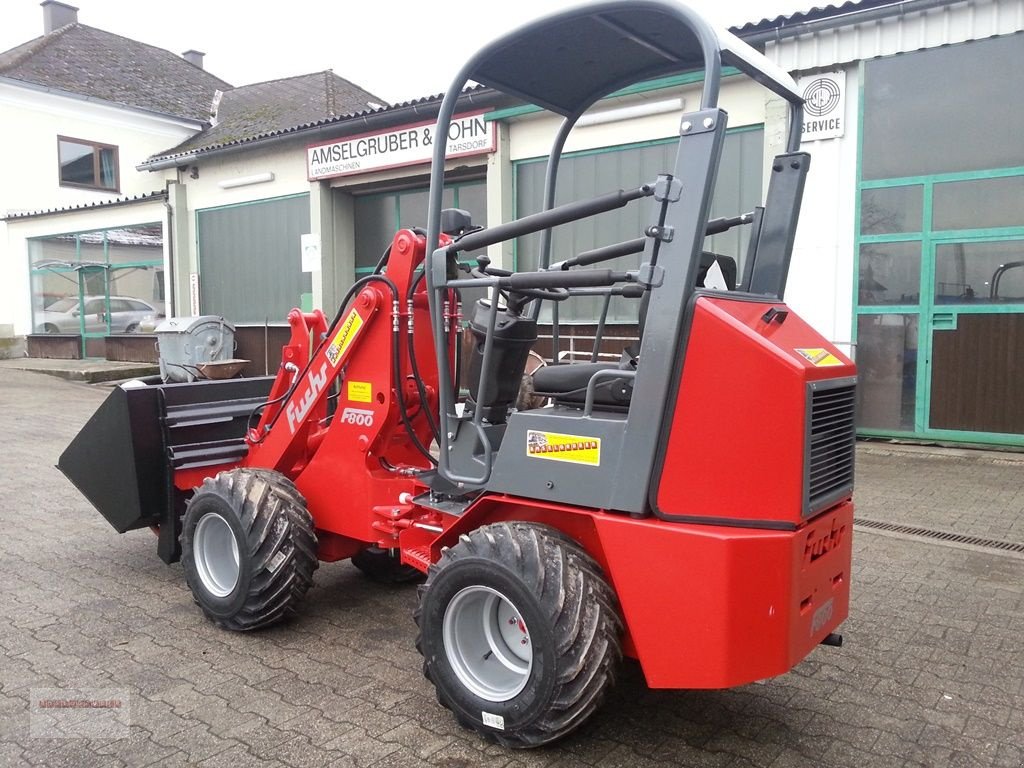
[59,376,275,536]
[59,382,165,533]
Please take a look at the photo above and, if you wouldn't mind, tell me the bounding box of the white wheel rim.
[193,512,240,598]
[442,585,533,702]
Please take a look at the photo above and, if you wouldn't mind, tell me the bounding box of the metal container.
[155,316,235,382]
[195,358,250,379]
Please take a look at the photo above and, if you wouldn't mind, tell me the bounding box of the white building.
[0,1,231,352]
[0,1,381,357]
[5,0,1023,447]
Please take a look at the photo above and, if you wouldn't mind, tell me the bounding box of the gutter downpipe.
[163,179,178,318]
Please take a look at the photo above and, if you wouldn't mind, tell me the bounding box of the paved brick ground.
[856,446,1024,543]
[0,368,1022,767]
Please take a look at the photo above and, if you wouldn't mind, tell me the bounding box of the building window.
[57,136,119,191]
[855,33,1024,442]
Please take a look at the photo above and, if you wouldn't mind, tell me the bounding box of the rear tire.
[351,546,423,583]
[415,522,622,748]
[181,468,318,631]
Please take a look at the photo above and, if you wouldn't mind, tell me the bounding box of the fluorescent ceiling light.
[576,98,685,128]
[218,172,275,189]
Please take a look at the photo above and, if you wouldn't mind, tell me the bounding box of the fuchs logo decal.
[804,520,845,565]
[286,362,328,434]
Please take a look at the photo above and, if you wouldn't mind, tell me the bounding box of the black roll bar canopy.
[423,0,806,485]
[425,0,804,264]
[426,0,804,275]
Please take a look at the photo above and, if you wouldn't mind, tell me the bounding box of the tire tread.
[181,468,318,632]
[414,521,622,748]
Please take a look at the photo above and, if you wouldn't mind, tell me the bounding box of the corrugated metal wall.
[515,129,764,323]
[768,0,1024,72]
[197,194,311,324]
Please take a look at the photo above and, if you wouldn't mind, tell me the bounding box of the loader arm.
[240,228,455,483]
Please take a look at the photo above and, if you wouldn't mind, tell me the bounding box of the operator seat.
[531,252,736,409]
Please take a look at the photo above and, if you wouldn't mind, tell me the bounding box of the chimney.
[41,0,78,34]
[182,50,205,69]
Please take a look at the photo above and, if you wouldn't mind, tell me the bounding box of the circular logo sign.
[803,78,841,117]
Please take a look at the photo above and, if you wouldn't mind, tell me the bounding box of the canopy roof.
[465,0,802,117]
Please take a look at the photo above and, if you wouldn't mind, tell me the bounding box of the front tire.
[415,522,622,748]
[181,468,318,631]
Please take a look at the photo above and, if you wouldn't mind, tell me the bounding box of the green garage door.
[197,194,311,324]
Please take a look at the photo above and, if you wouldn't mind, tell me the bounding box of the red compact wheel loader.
[61,0,855,748]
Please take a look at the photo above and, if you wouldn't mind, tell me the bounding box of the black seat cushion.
[529,251,736,411]
[532,362,633,408]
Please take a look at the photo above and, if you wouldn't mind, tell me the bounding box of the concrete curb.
[857,440,1024,464]
[0,358,159,384]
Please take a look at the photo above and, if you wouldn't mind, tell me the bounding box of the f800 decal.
[340,408,374,427]
[526,430,601,466]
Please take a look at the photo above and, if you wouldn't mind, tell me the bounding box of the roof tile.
[157,71,390,157]
[0,23,230,121]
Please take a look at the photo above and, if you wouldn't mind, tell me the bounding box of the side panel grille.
[804,379,856,516]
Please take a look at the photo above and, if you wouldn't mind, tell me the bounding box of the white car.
[37,296,161,334]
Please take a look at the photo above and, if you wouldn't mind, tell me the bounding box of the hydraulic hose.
[405,269,441,444]
[339,270,436,466]
[327,270,437,465]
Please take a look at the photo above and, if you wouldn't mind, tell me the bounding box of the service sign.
[307,112,496,180]
[797,72,846,141]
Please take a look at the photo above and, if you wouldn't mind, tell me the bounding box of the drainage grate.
[854,517,1024,554]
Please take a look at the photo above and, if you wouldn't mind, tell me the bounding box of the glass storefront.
[353,179,486,273]
[29,224,165,351]
[856,33,1024,444]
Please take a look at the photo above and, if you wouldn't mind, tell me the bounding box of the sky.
[0,0,811,103]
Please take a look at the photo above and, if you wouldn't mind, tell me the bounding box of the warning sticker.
[795,348,844,367]
[326,309,364,367]
[347,380,372,403]
[527,430,601,466]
